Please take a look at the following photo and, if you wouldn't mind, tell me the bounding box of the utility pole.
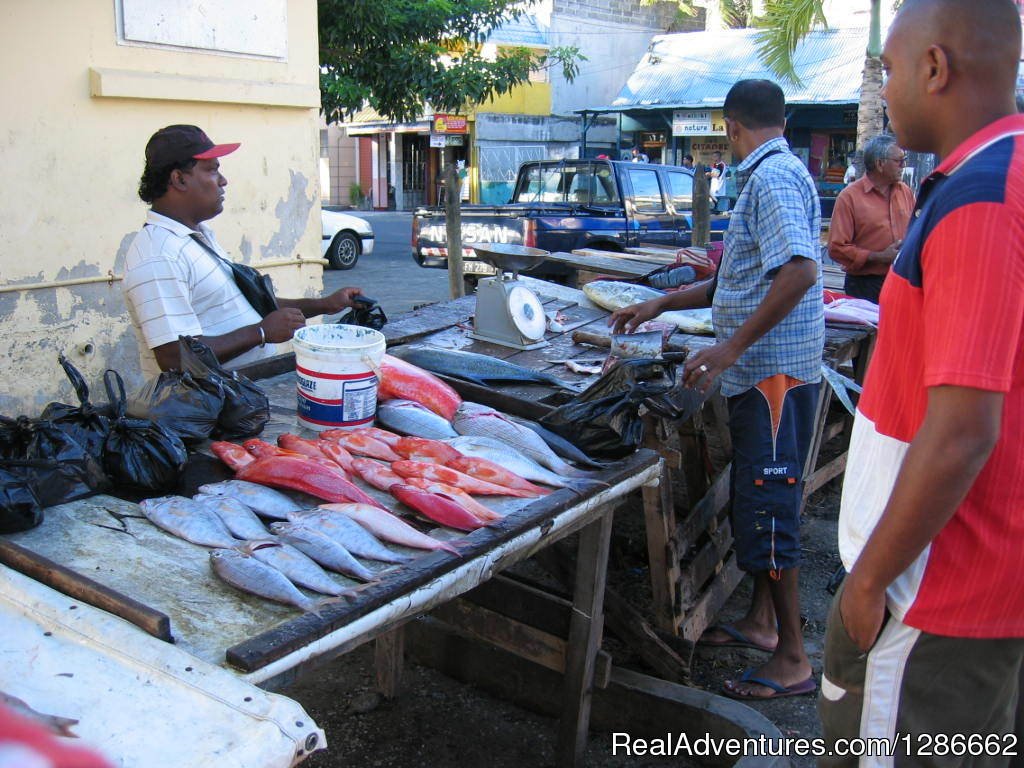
[691,162,710,247]
[444,151,465,298]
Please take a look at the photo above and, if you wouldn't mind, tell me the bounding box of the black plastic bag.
[0,415,108,506]
[40,354,112,462]
[178,336,269,439]
[103,370,188,493]
[539,359,679,459]
[127,365,224,445]
[0,461,44,533]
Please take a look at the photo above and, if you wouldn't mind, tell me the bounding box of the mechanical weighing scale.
[469,243,550,350]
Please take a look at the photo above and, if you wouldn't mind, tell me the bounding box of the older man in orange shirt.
[828,134,914,302]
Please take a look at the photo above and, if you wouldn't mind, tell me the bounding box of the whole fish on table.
[403,478,503,523]
[198,479,303,519]
[446,436,599,490]
[582,280,714,335]
[350,457,404,492]
[389,345,576,390]
[210,440,254,471]
[350,426,403,447]
[210,545,332,615]
[377,354,462,420]
[390,484,488,532]
[504,415,608,470]
[452,402,584,477]
[0,692,78,738]
[320,430,403,462]
[269,521,376,582]
[391,460,537,498]
[249,539,354,596]
[446,455,550,496]
[244,439,343,472]
[237,455,385,509]
[139,495,238,548]
[394,436,463,465]
[193,493,271,541]
[320,502,460,555]
[376,399,459,440]
[317,439,356,473]
[289,509,412,564]
[277,434,331,461]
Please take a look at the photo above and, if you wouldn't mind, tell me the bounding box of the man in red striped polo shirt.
[819,0,1024,760]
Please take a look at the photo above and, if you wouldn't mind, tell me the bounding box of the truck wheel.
[327,232,359,270]
[463,276,479,295]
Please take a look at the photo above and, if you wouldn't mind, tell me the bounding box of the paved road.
[322,211,452,317]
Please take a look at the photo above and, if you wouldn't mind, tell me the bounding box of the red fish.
[446,456,550,496]
[350,458,404,492]
[277,434,327,459]
[390,484,486,532]
[394,436,463,465]
[351,427,403,447]
[320,430,403,462]
[317,440,356,473]
[237,455,385,508]
[210,441,254,471]
[378,354,462,421]
[244,439,345,473]
[390,460,536,498]
[404,478,503,522]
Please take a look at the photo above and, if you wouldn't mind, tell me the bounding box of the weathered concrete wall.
[0,0,323,414]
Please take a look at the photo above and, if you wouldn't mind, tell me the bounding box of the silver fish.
[198,480,301,519]
[288,509,412,564]
[209,547,325,615]
[445,436,579,488]
[0,692,78,738]
[389,344,575,389]
[269,521,376,582]
[193,493,270,540]
[249,539,353,596]
[139,495,238,548]
[452,402,581,476]
[582,280,714,334]
[377,399,458,440]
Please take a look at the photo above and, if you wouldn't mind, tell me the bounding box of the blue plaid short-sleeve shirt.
[713,137,825,396]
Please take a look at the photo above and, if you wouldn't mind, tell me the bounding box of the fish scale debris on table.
[289,509,412,564]
[193,493,271,540]
[320,503,461,555]
[210,545,333,616]
[376,399,458,440]
[582,280,714,334]
[269,521,376,582]
[198,479,303,519]
[249,538,355,596]
[389,484,489,532]
[139,495,239,548]
[389,344,576,390]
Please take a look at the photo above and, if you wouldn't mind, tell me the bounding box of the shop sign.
[432,113,468,133]
[430,134,465,147]
[672,109,727,136]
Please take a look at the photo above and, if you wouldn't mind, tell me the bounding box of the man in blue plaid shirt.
[611,79,824,701]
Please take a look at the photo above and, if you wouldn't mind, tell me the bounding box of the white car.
[320,209,374,270]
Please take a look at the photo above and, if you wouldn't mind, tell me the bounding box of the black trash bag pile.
[178,336,269,439]
[104,370,188,493]
[0,461,45,534]
[539,359,681,460]
[40,353,113,461]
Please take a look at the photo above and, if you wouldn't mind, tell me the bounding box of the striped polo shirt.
[122,211,282,378]
[839,114,1024,637]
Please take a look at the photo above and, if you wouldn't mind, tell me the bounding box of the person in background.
[682,154,695,169]
[122,125,362,377]
[842,154,858,184]
[819,0,1024,760]
[630,145,649,163]
[611,79,823,701]
[828,134,914,303]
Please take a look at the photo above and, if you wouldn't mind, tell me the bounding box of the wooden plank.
[804,452,849,497]
[641,460,679,634]
[677,465,731,548]
[802,380,834,491]
[558,512,614,768]
[463,574,572,638]
[374,626,404,699]
[677,518,734,611]
[0,538,173,642]
[679,553,745,643]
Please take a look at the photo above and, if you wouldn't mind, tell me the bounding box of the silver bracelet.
[257,325,266,348]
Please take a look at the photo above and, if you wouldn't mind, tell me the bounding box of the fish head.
[209,548,243,562]
[267,522,291,535]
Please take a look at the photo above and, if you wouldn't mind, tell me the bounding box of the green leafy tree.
[319,0,582,124]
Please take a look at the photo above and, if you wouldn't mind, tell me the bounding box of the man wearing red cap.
[123,125,362,376]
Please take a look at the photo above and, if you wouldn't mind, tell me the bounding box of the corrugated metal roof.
[588,27,869,112]
[486,14,548,48]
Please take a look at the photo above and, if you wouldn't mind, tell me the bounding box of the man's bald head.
[883,0,1020,155]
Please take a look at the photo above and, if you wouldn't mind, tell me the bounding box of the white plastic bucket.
[292,324,386,432]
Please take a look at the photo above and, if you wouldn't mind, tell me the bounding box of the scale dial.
[507,285,547,341]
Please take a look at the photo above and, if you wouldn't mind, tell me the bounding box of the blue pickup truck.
[412,159,727,281]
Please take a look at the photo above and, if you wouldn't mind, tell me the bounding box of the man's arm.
[682,256,817,390]
[840,385,1003,650]
[278,287,363,319]
[608,278,713,334]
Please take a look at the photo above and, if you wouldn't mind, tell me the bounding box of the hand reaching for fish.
[608,297,664,334]
[682,341,740,394]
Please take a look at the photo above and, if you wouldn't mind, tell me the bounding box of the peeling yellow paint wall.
[0,0,323,412]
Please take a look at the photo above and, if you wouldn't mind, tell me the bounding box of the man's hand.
[838,571,887,651]
[869,240,902,265]
[319,287,364,315]
[260,308,307,343]
[608,298,662,334]
[681,341,740,393]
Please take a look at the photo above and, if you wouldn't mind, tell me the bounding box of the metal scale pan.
[469,244,550,350]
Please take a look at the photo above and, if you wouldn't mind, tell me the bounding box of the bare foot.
[722,652,814,699]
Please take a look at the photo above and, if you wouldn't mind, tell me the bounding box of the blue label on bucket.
[295,372,378,429]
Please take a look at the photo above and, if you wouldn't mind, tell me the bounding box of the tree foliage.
[319,0,581,124]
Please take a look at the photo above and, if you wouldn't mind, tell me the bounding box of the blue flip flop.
[721,668,817,700]
[698,624,777,653]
